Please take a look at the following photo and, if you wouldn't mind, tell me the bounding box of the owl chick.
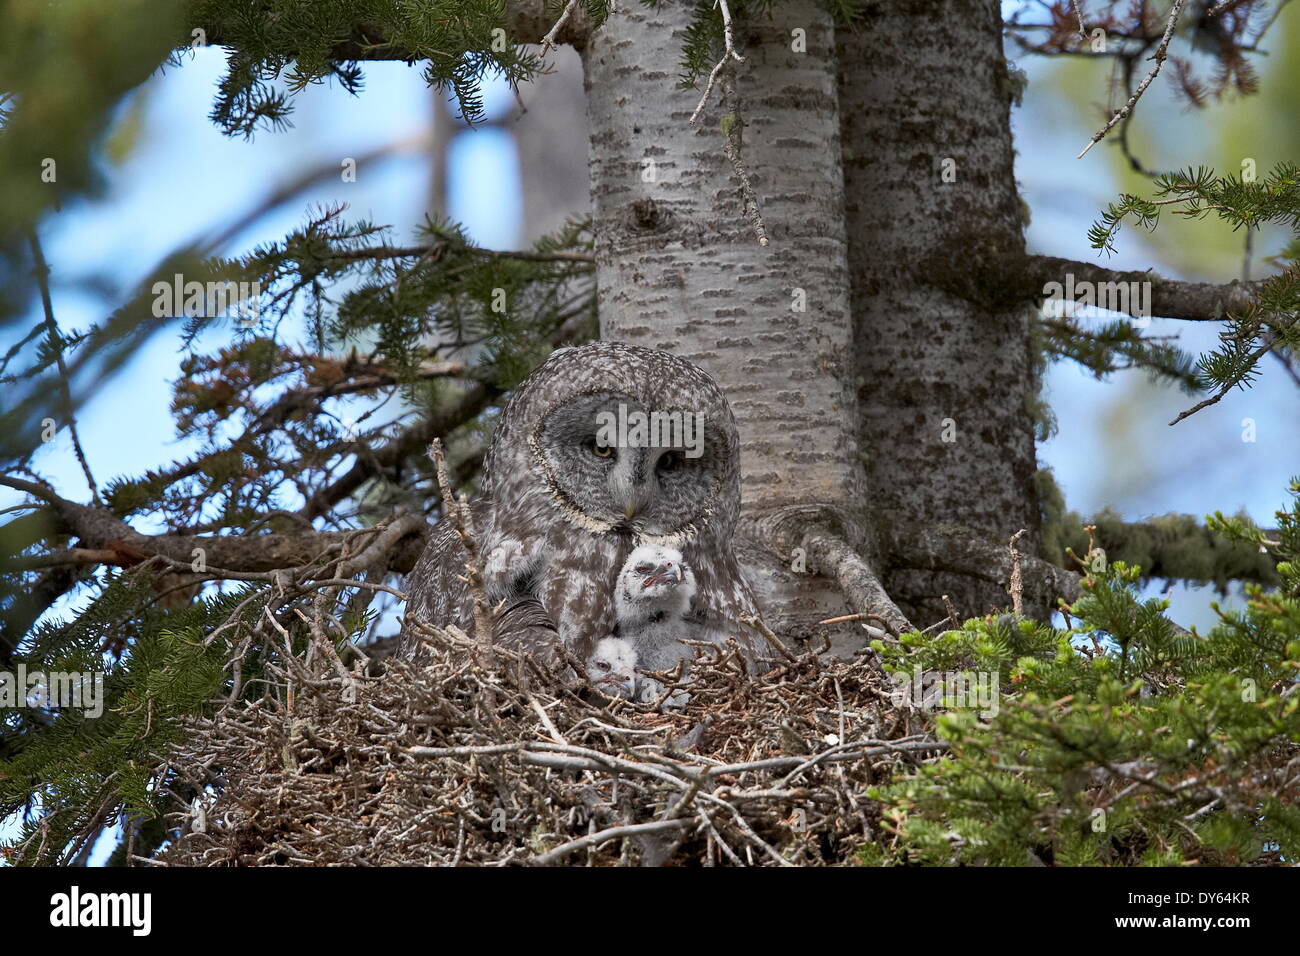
[614,544,696,708]
[585,637,639,699]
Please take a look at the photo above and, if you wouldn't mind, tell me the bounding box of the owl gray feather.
[399,342,766,666]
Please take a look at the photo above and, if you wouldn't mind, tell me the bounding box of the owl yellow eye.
[591,442,614,458]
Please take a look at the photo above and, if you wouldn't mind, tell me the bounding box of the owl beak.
[624,502,637,519]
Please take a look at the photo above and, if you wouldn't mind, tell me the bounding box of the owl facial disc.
[532,391,720,538]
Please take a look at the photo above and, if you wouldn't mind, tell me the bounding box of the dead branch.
[1008,529,1027,616]
[26,229,100,506]
[0,475,429,577]
[539,0,582,56]
[689,0,746,127]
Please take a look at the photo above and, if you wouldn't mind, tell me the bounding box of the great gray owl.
[399,341,765,667]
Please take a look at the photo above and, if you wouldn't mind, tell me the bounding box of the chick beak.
[643,562,681,588]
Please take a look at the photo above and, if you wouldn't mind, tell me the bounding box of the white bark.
[583,1,875,639]
[585,0,860,517]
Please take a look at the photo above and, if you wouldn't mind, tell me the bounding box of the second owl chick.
[585,637,639,699]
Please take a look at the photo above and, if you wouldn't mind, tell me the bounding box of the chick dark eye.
[657,451,682,472]
[634,563,654,574]
[597,661,610,671]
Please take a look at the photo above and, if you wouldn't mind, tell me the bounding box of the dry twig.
[156,624,935,866]
[429,437,492,640]
[1077,0,1187,159]
[1008,529,1027,617]
[689,0,745,127]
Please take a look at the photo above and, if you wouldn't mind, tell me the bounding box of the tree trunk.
[837,0,1045,624]
[582,0,879,645]
[514,45,590,244]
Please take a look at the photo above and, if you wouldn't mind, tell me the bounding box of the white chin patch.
[637,528,692,549]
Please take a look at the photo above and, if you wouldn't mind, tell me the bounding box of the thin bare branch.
[689,0,746,127]
[539,0,582,56]
[1078,0,1187,159]
[429,437,492,640]
[25,228,100,505]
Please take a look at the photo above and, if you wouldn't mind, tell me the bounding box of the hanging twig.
[719,73,769,247]
[1077,0,1187,159]
[25,228,101,505]
[689,0,746,126]
[429,437,492,640]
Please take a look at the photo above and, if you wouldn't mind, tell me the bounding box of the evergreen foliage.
[186,0,540,133]
[1089,163,1300,418]
[2,572,250,864]
[865,481,1300,866]
[1033,313,1200,392]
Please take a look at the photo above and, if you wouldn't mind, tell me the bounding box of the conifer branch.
[891,507,1284,605]
[297,382,498,522]
[1168,325,1286,425]
[0,475,429,578]
[327,243,594,265]
[200,0,593,57]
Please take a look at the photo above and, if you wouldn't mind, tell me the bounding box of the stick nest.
[154,625,936,866]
